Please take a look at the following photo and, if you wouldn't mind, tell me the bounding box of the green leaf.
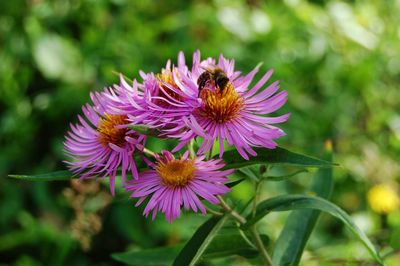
[205,238,257,259]
[222,147,336,169]
[226,178,245,188]
[272,150,333,265]
[8,171,73,181]
[203,229,269,259]
[112,246,182,266]
[238,167,259,181]
[243,195,383,265]
[264,169,308,182]
[173,215,229,266]
[8,155,148,182]
[112,228,266,265]
[128,124,152,135]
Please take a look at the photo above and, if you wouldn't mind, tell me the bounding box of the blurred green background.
[1,0,400,265]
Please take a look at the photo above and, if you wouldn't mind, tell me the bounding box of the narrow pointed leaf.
[243,195,383,265]
[7,155,148,182]
[238,167,259,181]
[272,150,333,265]
[173,215,228,266]
[222,147,336,169]
[226,178,245,188]
[112,229,268,265]
[264,169,308,182]
[128,124,152,135]
[203,229,269,259]
[8,170,73,181]
[112,245,182,266]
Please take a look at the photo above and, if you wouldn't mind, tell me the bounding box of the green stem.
[238,228,257,249]
[252,165,268,218]
[250,226,273,266]
[252,180,263,218]
[248,165,273,265]
[217,197,259,255]
[217,195,246,225]
[239,195,255,214]
[205,206,223,216]
[218,195,273,265]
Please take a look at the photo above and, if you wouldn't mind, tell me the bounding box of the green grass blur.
[1,0,399,265]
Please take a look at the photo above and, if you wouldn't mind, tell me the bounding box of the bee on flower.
[132,51,290,159]
[63,50,290,213]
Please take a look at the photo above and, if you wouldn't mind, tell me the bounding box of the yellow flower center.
[198,82,243,123]
[155,69,182,105]
[97,114,129,148]
[156,159,196,187]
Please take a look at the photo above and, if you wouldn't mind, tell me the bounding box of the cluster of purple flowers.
[64,51,289,222]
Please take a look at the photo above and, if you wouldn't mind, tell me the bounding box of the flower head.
[125,150,233,222]
[110,53,198,133]
[64,89,146,195]
[367,184,399,214]
[165,51,290,159]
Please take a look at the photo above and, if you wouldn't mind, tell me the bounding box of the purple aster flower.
[109,53,198,133]
[169,51,290,159]
[64,89,146,195]
[125,150,233,222]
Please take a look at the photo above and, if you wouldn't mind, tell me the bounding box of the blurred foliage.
[1,0,400,265]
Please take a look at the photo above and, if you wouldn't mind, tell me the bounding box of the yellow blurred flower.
[367,184,400,214]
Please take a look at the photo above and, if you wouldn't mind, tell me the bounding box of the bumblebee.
[197,67,230,95]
